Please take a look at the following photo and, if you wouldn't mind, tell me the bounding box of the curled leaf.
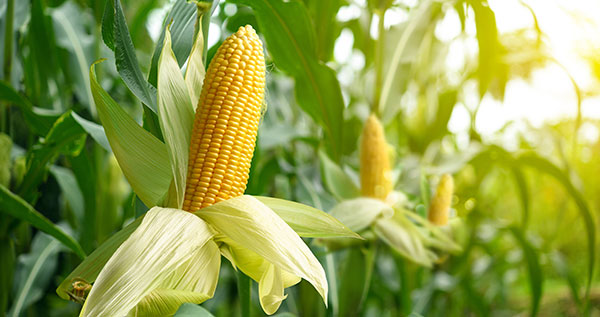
[196,195,328,305]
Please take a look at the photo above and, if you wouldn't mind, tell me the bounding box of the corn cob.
[428,174,454,226]
[183,25,265,212]
[360,114,393,200]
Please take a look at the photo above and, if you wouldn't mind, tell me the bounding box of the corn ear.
[360,114,393,200]
[183,25,266,211]
[428,174,454,226]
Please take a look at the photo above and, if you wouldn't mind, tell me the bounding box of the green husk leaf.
[373,217,435,267]
[401,208,462,253]
[90,60,172,207]
[255,196,360,239]
[329,198,393,233]
[184,14,206,106]
[157,28,195,208]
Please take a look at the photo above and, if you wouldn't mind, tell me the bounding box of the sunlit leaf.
[471,0,499,97]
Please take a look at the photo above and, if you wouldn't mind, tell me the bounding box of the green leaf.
[8,232,61,317]
[175,303,215,317]
[305,0,342,62]
[550,251,582,311]
[233,0,345,161]
[71,112,111,151]
[148,0,197,86]
[81,208,216,316]
[0,81,59,136]
[508,227,542,317]
[51,2,94,111]
[101,0,115,50]
[319,150,360,201]
[255,196,360,239]
[49,166,84,224]
[90,60,172,207]
[511,166,530,228]
[471,0,499,97]
[113,0,158,112]
[56,216,143,300]
[0,184,85,258]
[379,0,435,119]
[157,28,195,208]
[516,153,596,302]
[17,111,87,202]
[26,0,61,107]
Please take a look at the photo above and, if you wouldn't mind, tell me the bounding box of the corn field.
[0,0,599,316]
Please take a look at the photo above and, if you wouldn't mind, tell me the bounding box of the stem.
[3,0,14,81]
[236,271,252,317]
[1,0,14,134]
[395,256,412,315]
[325,253,338,316]
[372,5,386,117]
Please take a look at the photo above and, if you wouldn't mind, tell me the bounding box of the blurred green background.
[0,0,599,316]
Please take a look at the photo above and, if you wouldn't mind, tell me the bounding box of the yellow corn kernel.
[360,114,393,200]
[428,174,454,226]
[183,25,265,212]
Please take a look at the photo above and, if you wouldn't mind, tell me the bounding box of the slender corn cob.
[183,25,265,212]
[428,174,454,226]
[360,114,393,200]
